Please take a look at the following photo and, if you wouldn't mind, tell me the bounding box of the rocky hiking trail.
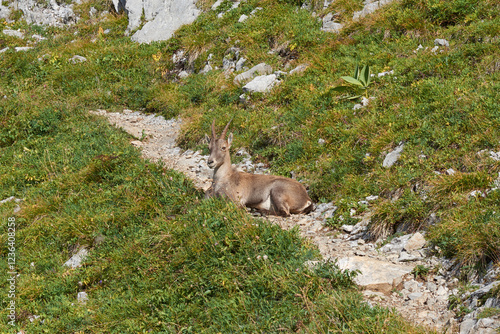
[91,109,500,334]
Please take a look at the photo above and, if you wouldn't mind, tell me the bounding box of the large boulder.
[353,0,394,21]
[15,0,78,27]
[337,256,413,293]
[112,0,200,44]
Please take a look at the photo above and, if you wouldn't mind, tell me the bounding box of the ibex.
[205,120,314,216]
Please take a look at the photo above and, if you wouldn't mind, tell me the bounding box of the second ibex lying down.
[205,120,314,217]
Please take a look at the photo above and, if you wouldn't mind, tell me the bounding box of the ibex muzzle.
[205,120,314,217]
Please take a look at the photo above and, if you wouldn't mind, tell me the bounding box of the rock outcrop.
[112,0,200,44]
[2,0,78,27]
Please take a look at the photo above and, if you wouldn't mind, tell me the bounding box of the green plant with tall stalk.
[330,64,373,99]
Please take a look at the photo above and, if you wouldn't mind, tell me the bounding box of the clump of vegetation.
[330,64,373,99]
[412,264,430,280]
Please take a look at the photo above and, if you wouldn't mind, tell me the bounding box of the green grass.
[0,0,499,331]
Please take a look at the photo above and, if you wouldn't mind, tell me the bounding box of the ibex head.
[205,119,233,169]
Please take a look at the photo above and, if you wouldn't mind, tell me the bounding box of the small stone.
[318,138,326,145]
[32,34,47,41]
[289,64,309,75]
[239,93,248,103]
[383,143,404,168]
[434,38,449,47]
[322,18,343,33]
[460,318,476,334]
[404,232,426,251]
[69,55,87,63]
[408,292,423,300]
[77,291,88,304]
[63,248,88,268]
[404,280,418,292]
[468,190,486,200]
[235,57,246,71]
[426,282,437,292]
[15,47,33,52]
[378,70,394,77]
[0,196,16,204]
[250,7,262,15]
[242,74,279,93]
[3,29,24,39]
[238,14,248,22]
[398,251,420,262]
[178,71,190,79]
[436,285,448,296]
[234,63,273,84]
[200,64,213,74]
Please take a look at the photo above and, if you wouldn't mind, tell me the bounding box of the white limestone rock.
[63,248,88,268]
[404,232,426,251]
[111,0,200,43]
[337,256,413,293]
[3,29,24,39]
[242,74,279,93]
[434,38,450,47]
[77,291,88,304]
[0,4,11,20]
[289,63,309,75]
[69,55,87,63]
[321,13,343,33]
[234,63,273,84]
[353,0,394,21]
[15,47,33,52]
[383,143,404,168]
[16,0,78,27]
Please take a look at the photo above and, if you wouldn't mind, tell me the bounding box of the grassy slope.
[0,0,498,331]
[0,1,426,332]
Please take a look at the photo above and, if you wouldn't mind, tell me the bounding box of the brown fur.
[205,120,313,216]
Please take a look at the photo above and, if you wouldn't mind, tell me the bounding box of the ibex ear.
[204,133,211,144]
[227,133,233,147]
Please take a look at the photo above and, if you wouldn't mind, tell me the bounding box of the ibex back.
[205,120,314,217]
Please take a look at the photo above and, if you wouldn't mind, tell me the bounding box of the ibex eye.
[221,146,226,151]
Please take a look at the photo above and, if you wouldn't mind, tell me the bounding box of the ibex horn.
[220,119,233,139]
[211,119,216,139]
